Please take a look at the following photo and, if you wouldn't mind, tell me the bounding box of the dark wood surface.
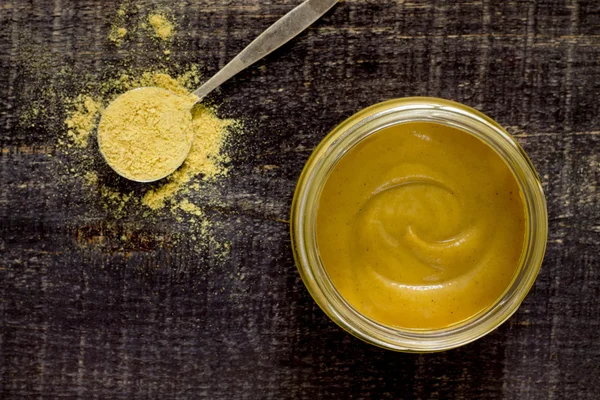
[1,0,599,398]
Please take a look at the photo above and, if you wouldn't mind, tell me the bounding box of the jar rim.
[290,97,548,352]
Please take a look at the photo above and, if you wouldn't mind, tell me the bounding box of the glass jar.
[290,97,548,352]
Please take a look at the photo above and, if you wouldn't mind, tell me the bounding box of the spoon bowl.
[98,87,195,183]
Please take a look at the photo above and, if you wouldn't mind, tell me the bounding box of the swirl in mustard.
[317,122,526,329]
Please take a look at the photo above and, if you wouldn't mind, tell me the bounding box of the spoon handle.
[192,0,339,100]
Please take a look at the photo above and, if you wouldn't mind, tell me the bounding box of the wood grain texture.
[1,0,599,398]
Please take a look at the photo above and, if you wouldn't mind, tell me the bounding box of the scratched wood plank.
[0,0,599,398]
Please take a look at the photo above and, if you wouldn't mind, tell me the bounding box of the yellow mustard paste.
[316,122,526,329]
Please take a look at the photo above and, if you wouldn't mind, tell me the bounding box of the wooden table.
[1,0,598,398]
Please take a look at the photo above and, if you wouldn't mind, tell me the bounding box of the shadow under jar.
[291,98,548,352]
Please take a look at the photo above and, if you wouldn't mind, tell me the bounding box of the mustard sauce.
[316,122,526,329]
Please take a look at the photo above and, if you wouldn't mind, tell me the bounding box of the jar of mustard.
[291,97,548,352]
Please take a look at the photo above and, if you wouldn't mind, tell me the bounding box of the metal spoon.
[99,0,339,182]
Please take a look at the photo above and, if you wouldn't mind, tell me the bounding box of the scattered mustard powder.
[108,3,130,46]
[62,67,239,220]
[109,26,128,45]
[18,7,242,262]
[150,73,190,95]
[52,8,243,262]
[142,105,235,209]
[148,14,174,41]
[178,199,204,217]
[65,96,102,147]
[98,87,196,182]
[84,171,98,185]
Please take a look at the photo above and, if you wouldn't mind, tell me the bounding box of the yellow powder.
[189,105,235,181]
[148,14,174,41]
[63,70,201,150]
[176,67,201,90]
[109,26,128,45]
[109,6,177,51]
[84,171,98,186]
[109,3,130,46]
[178,199,204,217]
[100,186,136,216]
[142,105,235,209]
[151,73,191,95]
[60,66,239,261]
[65,96,102,147]
[17,12,239,262]
[98,87,197,182]
[102,69,199,96]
